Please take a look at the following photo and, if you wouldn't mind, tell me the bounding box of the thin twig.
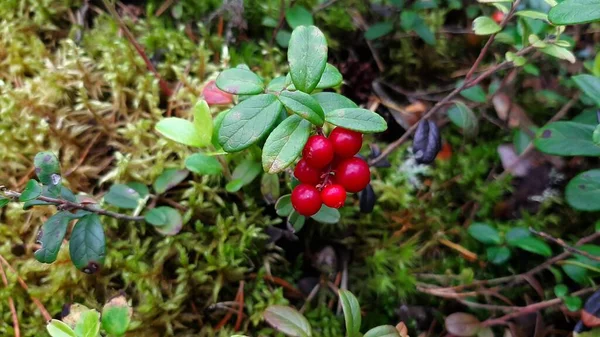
[0,262,20,337]
[3,190,144,222]
[530,228,600,262]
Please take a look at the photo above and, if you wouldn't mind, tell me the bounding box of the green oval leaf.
[104,184,141,209]
[535,122,600,156]
[325,108,387,133]
[267,76,287,93]
[34,211,71,264]
[101,295,132,337]
[506,227,531,246]
[562,263,588,284]
[285,5,313,28]
[47,320,76,337]
[513,237,552,257]
[365,21,394,40]
[262,115,311,173]
[447,102,478,137]
[486,246,511,265]
[185,153,223,175]
[34,151,61,195]
[147,206,182,236]
[573,74,600,107]
[264,305,312,337]
[126,182,149,198]
[339,290,361,337]
[316,64,343,89]
[218,94,283,152]
[540,44,576,64]
[515,10,549,21]
[155,117,208,148]
[554,284,568,297]
[468,223,502,245]
[74,310,101,337]
[288,26,328,93]
[363,325,400,337]
[215,68,264,95]
[276,195,293,217]
[228,159,262,192]
[261,173,281,204]
[278,90,325,126]
[566,169,600,211]
[548,0,600,25]
[310,205,340,224]
[69,214,106,273]
[153,168,189,194]
[20,179,42,202]
[0,197,8,208]
[226,179,245,193]
[288,211,306,232]
[472,16,501,35]
[564,296,583,311]
[312,92,358,114]
[192,99,214,146]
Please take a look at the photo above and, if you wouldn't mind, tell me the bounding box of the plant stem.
[3,190,144,222]
[530,228,600,262]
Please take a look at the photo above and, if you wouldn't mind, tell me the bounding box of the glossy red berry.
[329,128,363,158]
[302,135,334,169]
[294,159,322,185]
[335,157,370,193]
[321,184,347,208]
[492,11,505,24]
[291,184,322,216]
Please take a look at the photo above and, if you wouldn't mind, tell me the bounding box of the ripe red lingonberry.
[329,127,363,158]
[291,184,322,216]
[321,184,347,208]
[294,159,322,185]
[492,11,505,24]
[335,157,370,193]
[302,135,334,169]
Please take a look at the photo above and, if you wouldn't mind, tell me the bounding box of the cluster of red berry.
[291,128,371,217]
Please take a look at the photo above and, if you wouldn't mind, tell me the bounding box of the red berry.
[294,159,322,185]
[302,135,334,169]
[321,184,347,208]
[335,157,370,193]
[492,11,505,24]
[329,127,363,158]
[291,184,322,216]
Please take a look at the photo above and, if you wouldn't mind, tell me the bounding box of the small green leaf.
[62,304,90,329]
[267,76,288,93]
[185,153,222,175]
[468,223,502,245]
[513,128,535,155]
[285,5,313,28]
[104,184,140,209]
[153,168,189,194]
[458,81,487,103]
[554,284,568,297]
[515,10,548,21]
[218,94,283,152]
[227,159,262,192]
[264,305,312,337]
[192,99,213,146]
[486,246,511,265]
[573,74,600,107]
[363,325,400,337]
[325,108,387,133]
[540,44,576,64]
[24,186,76,209]
[562,263,588,284]
[447,102,478,137]
[288,26,328,93]
[535,122,600,156]
[101,295,132,336]
[278,90,325,126]
[226,179,245,192]
[514,237,552,257]
[566,170,600,211]
[145,207,182,235]
[593,125,600,145]
[215,68,264,95]
[69,214,106,273]
[125,182,149,198]
[312,92,357,114]
[472,16,501,35]
[276,30,292,48]
[506,227,531,246]
[261,173,281,204]
[288,211,306,231]
[47,320,76,337]
[34,211,71,264]
[365,21,394,40]
[20,179,42,202]
[339,290,361,337]
[34,151,61,195]
[74,310,101,337]
[310,205,340,224]
[0,197,8,208]
[155,117,208,148]
[276,195,293,217]
[316,64,343,89]
[262,115,312,173]
[548,0,600,25]
[564,296,583,311]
